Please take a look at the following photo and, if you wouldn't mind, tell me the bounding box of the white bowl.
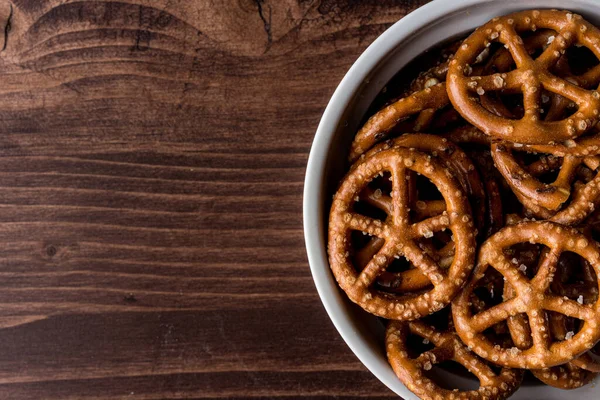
[303,0,600,398]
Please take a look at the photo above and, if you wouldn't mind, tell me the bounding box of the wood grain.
[0,1,430,398]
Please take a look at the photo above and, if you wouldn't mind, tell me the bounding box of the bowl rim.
[302,0,600,398]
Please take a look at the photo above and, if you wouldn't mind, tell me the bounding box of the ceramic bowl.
[303,0,600,398]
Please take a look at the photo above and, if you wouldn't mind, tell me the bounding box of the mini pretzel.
[386,320,523,400]
[531,362,597,389]
[350,83,450,162]
[491,143,579,211]
[363,134,487,234]
[504,298,598,387]
[492,144,600,224]
[441,126,504,237]
[550,314,600,373]
[447,10,600,144]
[329,147,476,320]
[452,221,600,368]
[350,134,487,294]
[525,156,600,224]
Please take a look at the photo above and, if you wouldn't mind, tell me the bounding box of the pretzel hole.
[423,360,482,391]
[515,151,563,184]
[415,173,444,201]
[504,243,544,280]
[350,231,381,268]
[548,312,584,342]
[368,171,393,196]
[540,86,580,120]
[552,252,599,303]
[405,331,436,358]
[499,93,525,119]
[479,91,525,120]
[564,45,600,76]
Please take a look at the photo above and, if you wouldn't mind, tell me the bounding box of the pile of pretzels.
[328,9,600,400]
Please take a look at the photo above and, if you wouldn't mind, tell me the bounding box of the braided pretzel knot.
[452,221,600,368]
[447,10,600,144]
[386,320,523,400]
[328,147,476,320]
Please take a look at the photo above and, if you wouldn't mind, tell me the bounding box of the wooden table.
[0,1,428,398]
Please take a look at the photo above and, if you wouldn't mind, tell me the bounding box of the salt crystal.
[565,331,575,340]
[519,264,527,273]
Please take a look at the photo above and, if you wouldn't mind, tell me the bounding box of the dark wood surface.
[0,1,429,398]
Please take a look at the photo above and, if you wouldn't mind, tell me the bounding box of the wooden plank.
[0,0,430,398]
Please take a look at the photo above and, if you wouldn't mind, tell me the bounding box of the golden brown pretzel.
[441,126,505,237]
[520,156,600,224]
[447,10,600,144]
[329,147,476,320]
[531,362,597,389]
[550,314,600,373]
[491,143,580,211]
[363,134,487,235]
[350,83,450,162]
[352,134,486,292]
[452,221,600,368]
[504,290,598,387]
[386,320,523,400]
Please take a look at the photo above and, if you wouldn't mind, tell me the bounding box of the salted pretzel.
[531,362,597,389]
[500,250,600,385]
[350,83,450,162]
[492,142,600,224]
[447,10,600,144]
[506,307,597,388]
[359,134,487,235]
[452,221,600,369]
[329,147,476,320]
[352,135,485,293]
[504,294,598,387]
[550,314,600,373]
[386,320,522,400]
[491,142,579,211]
[441,126,505,237]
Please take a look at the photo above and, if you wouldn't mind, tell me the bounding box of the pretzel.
[504,295,598,387]
[363,134,486,234]
[447,10,600,144]
[505,306,597,388]
[386,320,522,400]
[526,157,600,224]
[329,147,476,320]
[531,362,597,389]
[550,314,600,373]
[491,143,579,211]
[350,83,450,162]
[492,142,600,224]
[441,126,505,237]
[452,221,600,368]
